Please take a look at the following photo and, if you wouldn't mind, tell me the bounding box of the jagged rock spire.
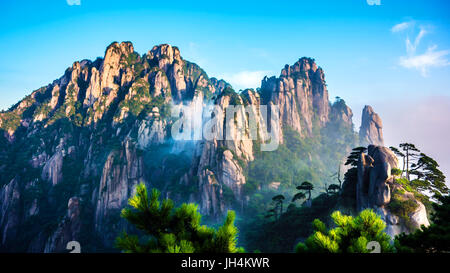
[359,105,384,146]
[260,57,330,139]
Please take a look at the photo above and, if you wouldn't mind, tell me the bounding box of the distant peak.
[105,41,134,57]
[148,44,181,63]
[362,105,374,114]
[360,105,384,146]
[280,57,321,78]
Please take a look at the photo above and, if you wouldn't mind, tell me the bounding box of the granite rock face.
[260,57,330,139]
[44,197,82,253]
[0,177,21,248]
[359,105,384,146]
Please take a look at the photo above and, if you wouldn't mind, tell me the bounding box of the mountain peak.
[148,44,182,64]
[105,41,134,56]
[359,105,384,146]
[280,57,321,78]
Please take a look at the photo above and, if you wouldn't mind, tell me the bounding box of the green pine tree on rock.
[296,209,394,253]
[115,183,244,253]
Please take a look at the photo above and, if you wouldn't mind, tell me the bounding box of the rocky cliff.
[342,144,430,238]
[0,42,357,252]
[260,57,331,140]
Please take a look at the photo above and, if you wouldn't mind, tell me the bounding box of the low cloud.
[220,70,271,91]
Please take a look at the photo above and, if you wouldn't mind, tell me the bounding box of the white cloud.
[406,27,427,54]
[400,45,450,76]
[391,22,412,33]
[392,22,450,76]
[67,0,81,6]
[220,70,271,90]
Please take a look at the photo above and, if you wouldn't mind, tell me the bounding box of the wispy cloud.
[220,71,271,90]
[391,22,412,33]
[392,22,449,76]
[406,27,427,54]
[67,0,81,6]
[400,46,450,76]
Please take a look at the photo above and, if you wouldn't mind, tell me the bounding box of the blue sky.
[1,0,450,177]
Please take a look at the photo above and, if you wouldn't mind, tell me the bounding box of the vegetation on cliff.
[395,194,450,253]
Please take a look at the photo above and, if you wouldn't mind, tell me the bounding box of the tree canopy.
[116,183,244,253]
[296,209,394,253]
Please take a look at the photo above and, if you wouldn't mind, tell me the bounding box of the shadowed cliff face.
[0,42,356,252]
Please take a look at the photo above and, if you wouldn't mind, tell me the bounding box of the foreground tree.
[116,183,244,253]
[395,195,450,253]
[296,209,393,253]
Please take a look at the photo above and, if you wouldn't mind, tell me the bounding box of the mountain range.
[0,41,423,252]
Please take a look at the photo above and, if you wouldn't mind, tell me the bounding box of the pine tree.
[270,194,285,220]
[391,144,448,198]
[115,183,244,253]
[344,146,367,167]
[297,181,314,201]
[296,209,394,253]
[399,143,420,181]
[410,153,448,197]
